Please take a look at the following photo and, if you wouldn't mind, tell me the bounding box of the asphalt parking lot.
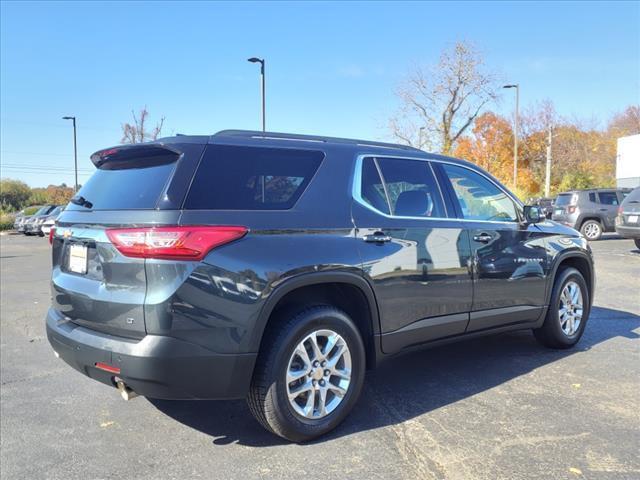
[1,233,638,480]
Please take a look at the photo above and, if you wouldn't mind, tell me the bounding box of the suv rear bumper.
[615,224,640,239]
[46,308,256,400]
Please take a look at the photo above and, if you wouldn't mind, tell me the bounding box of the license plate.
[628,215,638,223]
[68,244,88,274]
[555,209,563,215]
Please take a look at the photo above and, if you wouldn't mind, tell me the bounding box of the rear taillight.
[105,226,247,260]
[49,227,56,245]
[568,205,577,214]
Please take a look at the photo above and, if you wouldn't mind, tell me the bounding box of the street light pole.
[247,57,266,132]
[503,84,519,189]
[62,116,78,192]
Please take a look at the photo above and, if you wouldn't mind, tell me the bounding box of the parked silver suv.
[552,188,631,240]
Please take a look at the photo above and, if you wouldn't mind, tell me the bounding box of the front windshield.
[33,206,49,216]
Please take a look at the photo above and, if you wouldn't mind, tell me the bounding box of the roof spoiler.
[90,144,180,170]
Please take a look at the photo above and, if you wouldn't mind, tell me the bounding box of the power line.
[2,163,94,172]
[1,150,92,158]
[0,168,92,176]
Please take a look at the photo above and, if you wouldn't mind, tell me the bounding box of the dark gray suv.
[47,130,595,441]
[552,188,631,240]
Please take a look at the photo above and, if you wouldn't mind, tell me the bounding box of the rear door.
[352,156,473,353]
[597,191,620,230]
[51,142,205,338]
[437,163,548,332]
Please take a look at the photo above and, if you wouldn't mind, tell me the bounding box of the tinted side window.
[588,192,597,203]
[442,164,518,222]
[598,192,619,205]
[375,158,445,218]
[185,145,323,210]
[360,158,390,214]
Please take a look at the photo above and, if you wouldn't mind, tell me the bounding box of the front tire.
[580,220,602,241]
[247,305,366,442]
[534,267,590,349]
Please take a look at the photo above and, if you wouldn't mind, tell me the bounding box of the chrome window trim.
[352,153,523,225]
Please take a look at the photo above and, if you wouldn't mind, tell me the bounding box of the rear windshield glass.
[622,188,640,204]
[555,194,576,206]
[184,145,324,210]
[66,162,176,210]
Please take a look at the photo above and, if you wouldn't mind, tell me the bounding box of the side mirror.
[523,205,543,224]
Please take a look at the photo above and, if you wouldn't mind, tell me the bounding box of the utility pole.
[503,84,519,189]
[62,116,78,192]
[545,125,553,197]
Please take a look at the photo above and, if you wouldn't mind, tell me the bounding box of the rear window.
[622,187,640,204]
[555,194,576,206]
[67,162,176,210]
[184,145,324,210]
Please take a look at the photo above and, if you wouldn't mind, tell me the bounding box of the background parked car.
[15,206,43,233]
[23,205,58,236]
[13,210,26,231]
[40,206,63,237]
[615,186,640,249]
[552,188,631,240]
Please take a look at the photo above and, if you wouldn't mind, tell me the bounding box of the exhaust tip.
[115,380,138,401]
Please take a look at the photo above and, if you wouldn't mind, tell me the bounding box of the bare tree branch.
[120,106,165,144]
[388,41,500,154]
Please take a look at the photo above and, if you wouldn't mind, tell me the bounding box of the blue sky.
[1,1,638,187]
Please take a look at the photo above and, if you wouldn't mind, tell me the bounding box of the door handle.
[599,208,607,211]
[363,232,392,243]
[473,233,493,243]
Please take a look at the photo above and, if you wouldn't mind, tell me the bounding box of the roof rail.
[213,130,422,152]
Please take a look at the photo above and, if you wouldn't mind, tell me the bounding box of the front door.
[437,163,548,332]
[352,156,473,354]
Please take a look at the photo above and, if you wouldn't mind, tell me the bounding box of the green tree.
[0,179,31,211]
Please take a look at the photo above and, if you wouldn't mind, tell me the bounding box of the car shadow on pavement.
[149,306,639,447]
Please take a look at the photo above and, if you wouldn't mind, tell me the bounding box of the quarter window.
[184,145,323,210]
[598,192,619,205]
[442,164,518,222]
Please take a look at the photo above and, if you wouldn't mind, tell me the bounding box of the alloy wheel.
[583,222,601,239]
[559,280,583,336]
[285,329,352,419]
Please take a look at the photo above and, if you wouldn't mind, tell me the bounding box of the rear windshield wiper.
[70,196,93,209]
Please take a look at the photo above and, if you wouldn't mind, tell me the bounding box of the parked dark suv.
[615,186,640,249]
[552,188,631,240]
[47,130,595,442]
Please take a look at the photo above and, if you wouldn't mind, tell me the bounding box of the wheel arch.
[546,252,594,307]
[577,215,604,230]
[250,272,382,369]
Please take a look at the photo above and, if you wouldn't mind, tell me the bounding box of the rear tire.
[580,220,602,241]
[634,238,640,250]
[534,267,590,349]
[247,305,365,442]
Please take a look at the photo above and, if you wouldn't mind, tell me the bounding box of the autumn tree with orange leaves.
[453,103,639,199]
